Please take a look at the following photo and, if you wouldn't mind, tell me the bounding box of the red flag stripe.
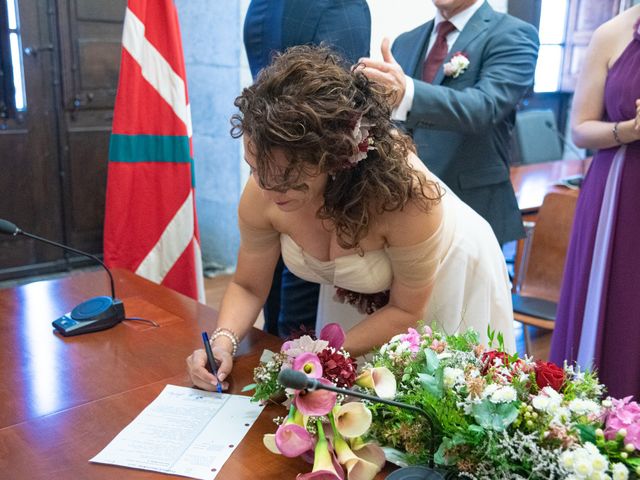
[112,49,187,136]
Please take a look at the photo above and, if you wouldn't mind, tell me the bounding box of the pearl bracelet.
[210,327,239,356]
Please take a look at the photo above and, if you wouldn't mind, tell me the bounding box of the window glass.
[534,45,563,92]
[3,0,26,112]
[539,0,568,44]
[534,0,569,92]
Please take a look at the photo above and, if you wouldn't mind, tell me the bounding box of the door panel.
[0,0,64,277]
[56,0,124,253]
[0,0,124,279]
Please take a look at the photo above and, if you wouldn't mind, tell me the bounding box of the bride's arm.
[187,180,281,390]
[343,195,443,357]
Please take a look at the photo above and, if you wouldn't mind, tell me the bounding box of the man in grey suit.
[359,0,539,245]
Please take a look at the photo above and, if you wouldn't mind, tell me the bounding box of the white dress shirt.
[392,0,484,121]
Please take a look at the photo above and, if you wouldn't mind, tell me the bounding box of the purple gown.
[550,19,640,400]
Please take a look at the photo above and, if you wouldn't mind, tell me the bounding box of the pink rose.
[605,396,640,449]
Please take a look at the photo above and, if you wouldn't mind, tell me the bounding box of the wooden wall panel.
[561,0,620,91]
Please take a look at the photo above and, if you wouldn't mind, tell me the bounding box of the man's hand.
[356,38,407,108]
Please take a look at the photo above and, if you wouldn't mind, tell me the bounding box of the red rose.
[534,361,565,391]
[480,350,510,375]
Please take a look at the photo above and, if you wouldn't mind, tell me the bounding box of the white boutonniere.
[443,51,470,78]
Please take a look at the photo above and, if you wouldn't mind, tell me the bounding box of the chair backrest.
[517,191,578,302]
[515,109,563,164]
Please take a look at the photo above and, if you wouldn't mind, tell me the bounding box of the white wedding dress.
[280,179,515,351]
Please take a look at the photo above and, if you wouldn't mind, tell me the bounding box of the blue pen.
[202,331,223,393]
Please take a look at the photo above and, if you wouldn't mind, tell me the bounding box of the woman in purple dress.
[550,4,640,399]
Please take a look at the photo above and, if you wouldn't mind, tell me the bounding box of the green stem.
[316,419,326,442]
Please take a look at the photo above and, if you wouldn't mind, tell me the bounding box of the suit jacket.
[244,0,371,78]
[392,2,539,244]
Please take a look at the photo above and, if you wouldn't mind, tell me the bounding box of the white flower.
[531,386,563,412]
[282,336,328,357]
[549,405,571,423]
[612,463,629,480]
[584,442,600,456]
[486,385,517,403]
[482,383,499,399]
[532,394,551,411]
[591,453,608,472]
[443,367,464,389]
[573,454,593,477]
[443,52,470,78]
[569,398,601,416]
[560,450,574,469]
[589,472,609,480]
[349,115,375,164]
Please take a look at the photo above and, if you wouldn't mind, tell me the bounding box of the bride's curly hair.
[231,45,442,250]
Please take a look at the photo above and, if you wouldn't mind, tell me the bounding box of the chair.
[512,191,578,354]
[515,109,563,164]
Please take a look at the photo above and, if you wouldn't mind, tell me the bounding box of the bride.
[187,45,513,391]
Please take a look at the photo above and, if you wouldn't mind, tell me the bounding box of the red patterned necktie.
[422,20,457,83]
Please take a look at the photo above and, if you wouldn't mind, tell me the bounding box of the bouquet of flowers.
[357,325,640,480]
[244,323,387,480]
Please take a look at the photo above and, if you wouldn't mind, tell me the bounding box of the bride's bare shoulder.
[239,178,275,230]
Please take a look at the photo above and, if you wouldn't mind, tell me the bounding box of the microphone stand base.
[52,296,125,336]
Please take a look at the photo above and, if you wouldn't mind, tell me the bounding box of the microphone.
[0,218,125,336]
[278,369,443,474]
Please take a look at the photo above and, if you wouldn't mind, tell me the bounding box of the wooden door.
[56,0,124,254]
[0,0,64,278]
[0,0,124,280]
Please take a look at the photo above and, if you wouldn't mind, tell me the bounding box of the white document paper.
[91,385,265,480]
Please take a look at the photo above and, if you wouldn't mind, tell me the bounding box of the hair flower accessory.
[443,51,470,78]
[350,115,375,165]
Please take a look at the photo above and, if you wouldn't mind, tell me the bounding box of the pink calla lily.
[293,352,324,379]
[355,367,396,399]
[319,323,346,349]
[295,378,338,416]
[276,405,316,457]
[276,423,316,458]
[334,402,372,439]
[297,420,345,480]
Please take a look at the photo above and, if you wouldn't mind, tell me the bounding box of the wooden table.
[0,269,393,479]
[510,157,589,214]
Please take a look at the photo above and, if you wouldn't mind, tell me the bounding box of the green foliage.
[471,399,520,432]
[575,423,597,444]
[444,329,478,352]
[562,369,602,401]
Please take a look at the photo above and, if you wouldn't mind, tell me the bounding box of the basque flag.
[104,0,205,301]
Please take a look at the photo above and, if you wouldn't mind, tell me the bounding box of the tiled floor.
[204,273,552,360]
